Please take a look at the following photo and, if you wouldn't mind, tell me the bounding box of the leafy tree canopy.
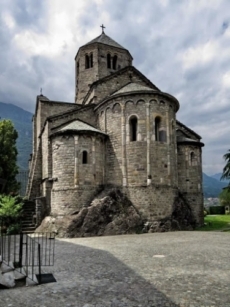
[0,119,19,194]
[219,188,230,206]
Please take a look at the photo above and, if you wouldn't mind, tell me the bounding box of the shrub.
[0,194,23,225]
[209,206,225,215]
[6,223,21,235]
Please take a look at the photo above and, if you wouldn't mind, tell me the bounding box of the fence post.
[19,232,23,267]
[38,243,41,284]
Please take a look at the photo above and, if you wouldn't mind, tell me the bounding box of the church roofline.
[49,118,107,138]
[82,66,160,105]
[74,32,133,60]
[94,89,180,111]
[176,120,202,140]
[177,138,204,147]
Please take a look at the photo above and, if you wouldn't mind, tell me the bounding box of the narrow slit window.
[130,116,138,142]
[113,55,117,70]
[155,117,161,141]
[85,55,90,69]
[107,54,111,68]
[191,152,195,166]
[82,151,88,164]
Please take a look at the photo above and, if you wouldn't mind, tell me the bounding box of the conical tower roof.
[83,32,126,50]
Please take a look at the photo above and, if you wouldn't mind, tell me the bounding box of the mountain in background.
[211,173,229,183]
[203,173,228,198]
[0,102,228,197]
[0,101,33,170]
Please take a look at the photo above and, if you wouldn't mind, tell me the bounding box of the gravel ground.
[0,231,230,307]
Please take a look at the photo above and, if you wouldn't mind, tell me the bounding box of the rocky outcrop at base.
[36,189,145,237]
[144,193,197,233]
[36,190,196,237]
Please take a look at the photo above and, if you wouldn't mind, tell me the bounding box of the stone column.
[121,104,127,186]
[146,101,151,185]
[74,135,79,187]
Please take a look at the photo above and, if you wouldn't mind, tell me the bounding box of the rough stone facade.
[26,30,204,233]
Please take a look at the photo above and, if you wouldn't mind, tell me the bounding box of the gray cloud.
[0,0,229,175]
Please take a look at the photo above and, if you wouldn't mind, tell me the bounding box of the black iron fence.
[0,232,55,285]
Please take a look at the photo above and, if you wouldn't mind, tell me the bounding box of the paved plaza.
[0,231,230,307]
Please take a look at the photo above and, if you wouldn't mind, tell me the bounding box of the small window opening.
[155,117,161,141]
[107,54,111,68]
[113,55,117,70]
[82,151,88,164]
[130,116,138,142]
[85,55,90,69]
[190,152,195,166]
[90,53,93,68]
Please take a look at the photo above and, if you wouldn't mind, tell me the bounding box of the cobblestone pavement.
[1,231,230,307]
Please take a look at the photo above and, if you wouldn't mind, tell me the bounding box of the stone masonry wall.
[75,42,132,103]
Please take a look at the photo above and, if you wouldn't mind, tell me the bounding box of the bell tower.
[75,26,133,104]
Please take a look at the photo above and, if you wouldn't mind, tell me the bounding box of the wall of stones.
[123,185,177,220]
[51,186,103,216]
[96,92,178,187]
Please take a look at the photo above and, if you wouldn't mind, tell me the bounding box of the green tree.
[0,119,19,194]
[219,188,230,206]
[221,149,230,185]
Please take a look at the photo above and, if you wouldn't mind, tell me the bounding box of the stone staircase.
[0,256,38,288]
[21,201,36,234]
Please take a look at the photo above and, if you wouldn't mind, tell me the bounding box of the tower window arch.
[107,54,111,68]
[113,55,117,70]
[82,151,88,164]
[85,55,90,69]
[190,152,196,166]
[129,116,138,142]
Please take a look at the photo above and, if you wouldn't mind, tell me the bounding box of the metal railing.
[0,232,55,284]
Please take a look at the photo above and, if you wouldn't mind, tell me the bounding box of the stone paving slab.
[0,231,230,307]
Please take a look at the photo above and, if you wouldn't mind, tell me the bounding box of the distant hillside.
[203,173,228,198]
[0,102,33,170]
[211,173,229,183]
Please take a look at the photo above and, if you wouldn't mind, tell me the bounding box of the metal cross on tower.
[100,24,105,33]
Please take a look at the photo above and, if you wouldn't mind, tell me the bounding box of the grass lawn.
[197,214,230,231]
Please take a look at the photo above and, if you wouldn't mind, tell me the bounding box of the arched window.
[190,152,195,166]
[107,54,111,68]
[85,55,90,69]
[113,55,117,70]
[155,117,161,141]
[82,151,88,164]
[90,53,93,68]
[130,116,138,142]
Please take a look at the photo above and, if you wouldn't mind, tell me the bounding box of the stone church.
[26,28,204,232]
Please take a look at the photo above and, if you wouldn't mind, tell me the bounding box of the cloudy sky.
[0,0,229,176]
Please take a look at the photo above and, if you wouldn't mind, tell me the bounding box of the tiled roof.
[112,83,157,96]
[56,120,106,135]
[83,33,125,49]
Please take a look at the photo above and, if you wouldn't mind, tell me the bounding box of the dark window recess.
[130,117,138,141]
[155,117,160,141]
[85,55,90,69]
[107,54,111,68]
[113,55,117,70]
[77,61,79,75]
[82,151,88,164]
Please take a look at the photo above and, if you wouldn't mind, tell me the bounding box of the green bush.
[0,194,23,225]
[209,206,225,215]
[6,223,21,235]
